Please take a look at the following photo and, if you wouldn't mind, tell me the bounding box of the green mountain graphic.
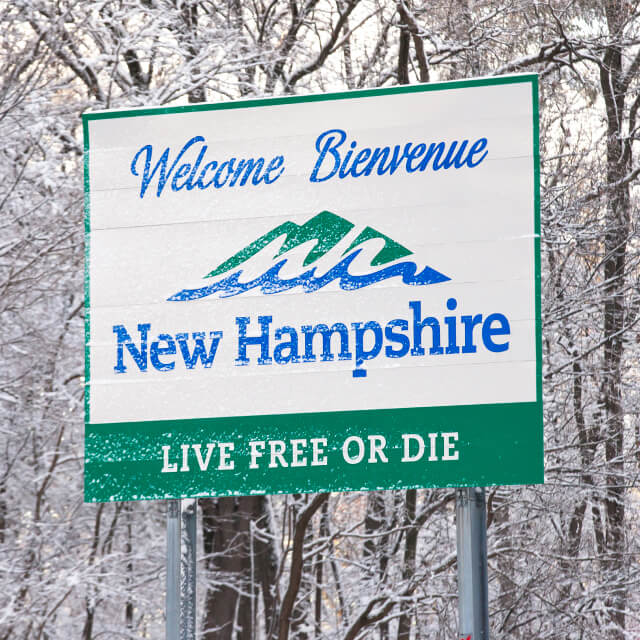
[205,211,412,279]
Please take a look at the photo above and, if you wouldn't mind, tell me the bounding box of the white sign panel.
[84,75,542,501]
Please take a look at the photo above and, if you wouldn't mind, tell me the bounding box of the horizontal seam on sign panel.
[86,403,540,430]
[86,398,539,418]
[88,355,538,371]
[87,301,538,312]
[88,215,539,236]
[87,303,537,314]
[85,284,539,307]
[88,359,538,383]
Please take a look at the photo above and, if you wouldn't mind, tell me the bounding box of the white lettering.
[311,438,328,466]
[428,433,439,461]
[218,442,235,470]
[401,434,425,462]
[180,444,190,472]
[161,445,178,473]
[192,443,215,471]
[343,436,365,464]
[367,435,388,463]
[249,441,266,469]
[291,439,308,467]
[269,440,288,468]
[442,432,459,461]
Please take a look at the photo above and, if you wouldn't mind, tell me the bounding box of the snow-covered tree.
[2,1,640,639]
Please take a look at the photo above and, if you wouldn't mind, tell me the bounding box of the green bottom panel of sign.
[84,402,543,502]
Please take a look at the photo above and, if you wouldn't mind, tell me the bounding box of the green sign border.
[83,74,542,502]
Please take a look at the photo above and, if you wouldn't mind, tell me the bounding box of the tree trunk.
[599,4,631,637]
[396,489,417,640]
[363,491,390,640]
[201,497,241,640]
[201,496,279,640]
[278,493,328,640]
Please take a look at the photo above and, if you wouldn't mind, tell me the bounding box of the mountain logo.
[168,210,449,301]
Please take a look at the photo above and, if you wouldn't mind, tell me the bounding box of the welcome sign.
[83,74,543,502]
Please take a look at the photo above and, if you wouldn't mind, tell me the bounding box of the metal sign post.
[167,500,181,640]
[166,499,197,640]
[456,487,489,640]
[181,500,197,640]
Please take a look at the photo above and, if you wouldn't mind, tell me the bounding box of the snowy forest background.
[2,1,640,638]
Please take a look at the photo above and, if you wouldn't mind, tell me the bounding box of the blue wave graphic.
[168,250,450,301]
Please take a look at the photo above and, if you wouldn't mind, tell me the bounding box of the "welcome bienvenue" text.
[130,128,489,198]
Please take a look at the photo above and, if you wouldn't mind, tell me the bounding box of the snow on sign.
[83,74,543,503]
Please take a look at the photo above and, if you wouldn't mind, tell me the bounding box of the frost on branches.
[1,2,640,640]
